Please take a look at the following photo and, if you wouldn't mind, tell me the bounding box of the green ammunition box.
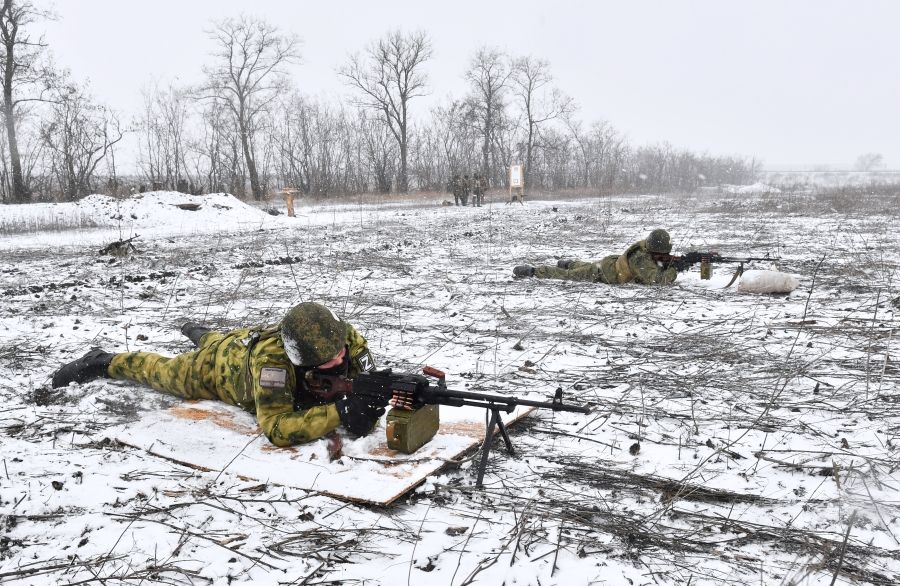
[386,404,440,454]
[700,259,712,280]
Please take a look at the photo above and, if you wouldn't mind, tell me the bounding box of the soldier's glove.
[670,252,703,272]
[335,392,387,437]
[556,259,575,270]
[513,265,535,278]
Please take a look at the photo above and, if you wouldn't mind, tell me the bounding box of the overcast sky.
[38,0,900,169]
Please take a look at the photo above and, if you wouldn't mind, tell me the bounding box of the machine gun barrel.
[712,256,780,263]
[420,385,591,414]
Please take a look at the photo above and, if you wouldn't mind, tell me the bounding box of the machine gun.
[663,251,781,286]
[305,366,590,487]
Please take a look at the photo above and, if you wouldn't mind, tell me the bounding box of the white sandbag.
[737,269,800,294]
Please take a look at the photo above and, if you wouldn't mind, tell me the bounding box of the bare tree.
[201,15,299,200]
[407,118,446,191]
[272,94,351,197]
[465,47,510,185]
[0,0,54,202]
[430,101,479,180]
[197,100,246,196]
[565,115,627,191]
[533,126,574,190]
[137,82,194,191]
[41,85,123,200]
[854,152,884,172]
[510,56,574,188]
[340,30,431,193]
[357,112,397,194]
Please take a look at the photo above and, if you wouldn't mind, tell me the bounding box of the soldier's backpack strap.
[236,325,282,407]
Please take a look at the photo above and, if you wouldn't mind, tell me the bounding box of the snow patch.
[0,190,292,248]
[721,182,781,194]
[737,269,800,294]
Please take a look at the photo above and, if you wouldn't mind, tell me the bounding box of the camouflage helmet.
[646,229,672,254]
[280,302,348,367]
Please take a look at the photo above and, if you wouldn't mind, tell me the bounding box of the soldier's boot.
[181,322,213,347]
[557,259,576,269]
[513,265,535,278]
[51,348,115,388]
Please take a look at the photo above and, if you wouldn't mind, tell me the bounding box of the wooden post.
[281,187,297,217]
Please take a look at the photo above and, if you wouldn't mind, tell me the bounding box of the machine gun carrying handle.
[422,366,446,380]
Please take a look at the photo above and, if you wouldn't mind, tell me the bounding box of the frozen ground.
[1,190,899,585]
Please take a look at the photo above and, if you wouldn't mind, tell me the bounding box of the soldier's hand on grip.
[672,258,693,272]
[335,393,386,437]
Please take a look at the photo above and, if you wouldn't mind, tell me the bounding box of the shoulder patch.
[356,351,375,372]
[259,367,288,389]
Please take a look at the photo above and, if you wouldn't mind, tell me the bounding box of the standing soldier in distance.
[451,174,463,206]
[461,174,471,207]
[472,173,486,207]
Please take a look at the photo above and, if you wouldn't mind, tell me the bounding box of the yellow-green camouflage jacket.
[110,324,375,447]
[230,325,375,446]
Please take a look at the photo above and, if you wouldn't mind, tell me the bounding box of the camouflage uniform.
[108,325,375,446]
[460,175,471,206]
[472,174,486,207]
[534,239,678,285]
[451,175,463,206]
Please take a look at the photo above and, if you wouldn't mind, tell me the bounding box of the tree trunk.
[482,101,492,179]
[237,103,261,200]
[2,46,27,202]
[397,109,408,193]
[241,128,261,200]
[65,155,77,201]
[524,121,534,189]
[399,139,408,193]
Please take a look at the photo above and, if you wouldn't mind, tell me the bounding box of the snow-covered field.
[1,190,898,585]
[761,170,900,189]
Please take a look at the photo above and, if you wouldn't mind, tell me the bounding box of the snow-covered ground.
[720,182,782,194]
[761,170,900,189]
[1,190,898,585]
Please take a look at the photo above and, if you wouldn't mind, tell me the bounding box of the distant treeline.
[0,7,759,203]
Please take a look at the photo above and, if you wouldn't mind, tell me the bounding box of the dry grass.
[0,211,100,235]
